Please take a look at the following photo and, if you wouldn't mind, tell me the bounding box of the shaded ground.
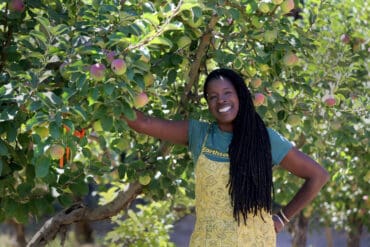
[1,213,369,246]
[169,214,370,247]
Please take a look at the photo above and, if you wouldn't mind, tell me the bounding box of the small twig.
[124,0,184,52]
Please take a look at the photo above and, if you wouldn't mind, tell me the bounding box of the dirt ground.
[1,213,369,246]
[169,214,370,247]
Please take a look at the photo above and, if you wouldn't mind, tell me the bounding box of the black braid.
[203,68,273,225]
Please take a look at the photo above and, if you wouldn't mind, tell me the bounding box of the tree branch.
[179,14,219,111]
[27,182,143,247]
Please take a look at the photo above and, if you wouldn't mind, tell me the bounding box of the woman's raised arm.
[123,110,189,146]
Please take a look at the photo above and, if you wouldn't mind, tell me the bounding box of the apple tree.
[1,0,368,246]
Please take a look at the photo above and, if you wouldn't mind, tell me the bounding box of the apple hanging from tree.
[264,29,278,43]
[49,144,65,160]
[259,2,270,13]
[253,93,265,106]
[272,80,284,91]
[251,78,262,88]
[9,0,25,12]
[340,34,350,44]
[144,73,155,87]
[90,63,106,81]
[111,59,127,75]
[283,51,299,66]
[139,175,151,185]
[325,96,336,107]
[281,0,295,14]
[134,92,149,108]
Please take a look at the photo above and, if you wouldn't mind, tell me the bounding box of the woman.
[124,68,329,246]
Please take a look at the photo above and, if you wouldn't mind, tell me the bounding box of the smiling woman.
[204,76,239,132]
[123,68,329,247]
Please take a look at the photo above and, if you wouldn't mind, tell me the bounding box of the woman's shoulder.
[266,127,293,165]
[266,127,288,142]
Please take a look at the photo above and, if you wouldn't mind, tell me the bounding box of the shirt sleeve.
[267,128,293,165]
[188,119,210,164]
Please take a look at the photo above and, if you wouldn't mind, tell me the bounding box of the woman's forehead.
[207,77,234,91]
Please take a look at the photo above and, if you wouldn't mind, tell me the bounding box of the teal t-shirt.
[188,119,293,166]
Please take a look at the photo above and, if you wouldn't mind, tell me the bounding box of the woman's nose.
[218,94,227,103]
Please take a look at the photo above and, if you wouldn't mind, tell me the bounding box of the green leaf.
[0,159,3,175]
[35,156,50,178]
[142,13,160,26]
[118,164,126,179]
[101,116,113,131]
[58,194,74,207]
[104,84,115,96]
[122,102,136,121]
[0,140,8,156]
[30,30,48,47]
[71,106,88,121]
[38,91,63,106]
[149,37,173,48]
[7,125,17,142]
[49,121,61,139]
[69,180,89,196]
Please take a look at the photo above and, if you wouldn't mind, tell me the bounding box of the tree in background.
[0,0,368,246]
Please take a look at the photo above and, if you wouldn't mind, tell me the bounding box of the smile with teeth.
[218,106,231,113]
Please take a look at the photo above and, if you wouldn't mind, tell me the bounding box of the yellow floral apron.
[189,134,276,247]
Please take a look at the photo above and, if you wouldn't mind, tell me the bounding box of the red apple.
[49,144,65,160]
[340,34,350,44]
[251,78,262,88]
[283,52,299,66]
[325,97,336,107]
[9,0,25,12]
[111,58,127,75]
[281,0,294,14]
[253,93,265,106]
[90,63,106,81]
[134,92,149,108]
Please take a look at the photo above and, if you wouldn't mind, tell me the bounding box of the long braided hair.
[203,68,273,225]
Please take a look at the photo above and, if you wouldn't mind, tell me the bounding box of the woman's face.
[206,77,239,132]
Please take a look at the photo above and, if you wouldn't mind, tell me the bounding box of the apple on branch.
[264,29,278,43]
[253,93,265,107]
[281,0,295,14]
[324,96,336,107]
[111,58,127,75]
[283,51,299,66]
[251,78,262,88]
[9,0,25,12]
[134,92,149,108]
[90,63,106,81]
[49,144,65,160]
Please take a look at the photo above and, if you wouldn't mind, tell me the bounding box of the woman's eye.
[208,96,216,100]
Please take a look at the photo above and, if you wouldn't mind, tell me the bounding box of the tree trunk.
[347,220,363,247]
[287,211,309,247]
[74,220,94,244]
[8,220,27,247]
[325,226,333,247]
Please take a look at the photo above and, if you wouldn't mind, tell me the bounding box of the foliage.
[0,0,369,245]
[104,200,176,247]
